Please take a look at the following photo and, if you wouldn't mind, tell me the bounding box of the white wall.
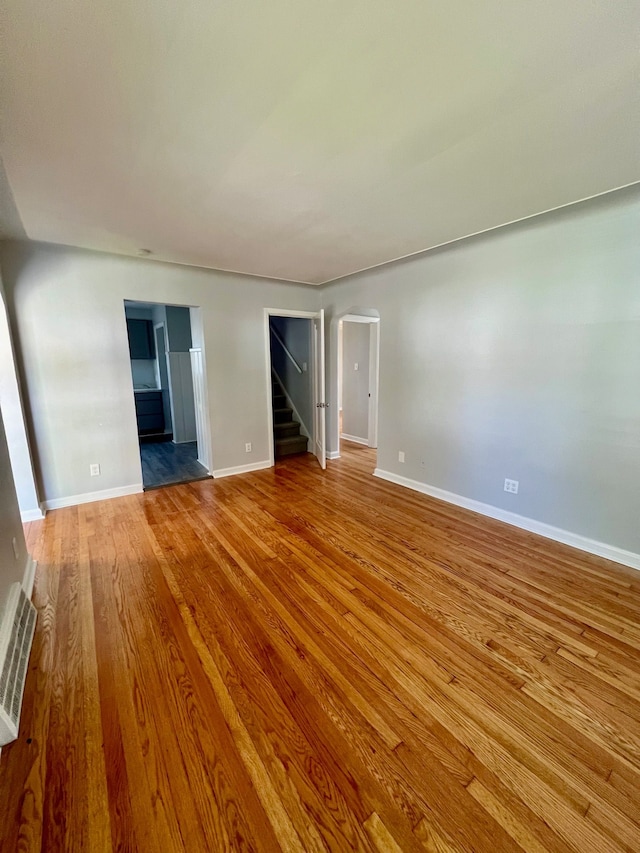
[130,360,157,389]
[0,407,29,616]
[341,321,370,441]
[0,243,320,503]
[0,272,41,519]
[323,186,640,556]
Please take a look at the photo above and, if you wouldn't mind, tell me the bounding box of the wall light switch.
[90,463,100,477]
[354,362,359,370]
[245,442,252,453]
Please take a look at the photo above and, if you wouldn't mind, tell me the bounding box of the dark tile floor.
[139,440,209,489]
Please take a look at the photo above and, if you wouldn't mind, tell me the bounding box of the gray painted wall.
[0,273,40,517]
[0,407,28,617]
[341,322,370,441]
[323,186,640,554]
[270,316,312,437]
[0,242,319,501]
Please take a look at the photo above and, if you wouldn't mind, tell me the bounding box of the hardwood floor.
[1,441,640,851]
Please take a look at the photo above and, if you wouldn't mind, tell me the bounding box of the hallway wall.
[341,322,370,442]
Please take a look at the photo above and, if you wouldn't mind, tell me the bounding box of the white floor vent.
[0,582,37,747]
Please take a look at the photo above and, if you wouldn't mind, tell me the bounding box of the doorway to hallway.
[337,315,379,460]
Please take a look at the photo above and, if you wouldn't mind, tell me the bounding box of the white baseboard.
[21,507,45,523]
[327,450,341,460]
[341,433,369,446]
[22,556,37,599]
[373,468,640,571]
[213,460,271,479]
[42,483,143,511]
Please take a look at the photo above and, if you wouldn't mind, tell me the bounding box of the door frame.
[153,322,167,391]
[264,308,324,468]
[367,321,380,448]
[124,300,213,487]
[153,322,174,438]
[332,311,380,458]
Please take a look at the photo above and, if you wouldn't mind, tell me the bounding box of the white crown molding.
[373,468,640,571]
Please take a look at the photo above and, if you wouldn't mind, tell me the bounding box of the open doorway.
[124,301,211,489]
[265,308,326,469]
[337,315,379,460]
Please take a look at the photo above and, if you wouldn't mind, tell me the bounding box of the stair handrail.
[270,325,303,374]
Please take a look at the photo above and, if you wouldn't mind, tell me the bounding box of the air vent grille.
[0,583,37,746]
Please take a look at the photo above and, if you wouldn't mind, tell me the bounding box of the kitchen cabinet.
[134,390,164,435]
[127,319,155,360]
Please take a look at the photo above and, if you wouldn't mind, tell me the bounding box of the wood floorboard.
[1,441,639,851]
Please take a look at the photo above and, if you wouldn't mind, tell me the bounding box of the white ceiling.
[1,1,639,284]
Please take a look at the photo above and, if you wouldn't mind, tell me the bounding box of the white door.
[312,310,326,469]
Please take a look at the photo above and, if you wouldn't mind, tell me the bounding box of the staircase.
[272,376,308,458]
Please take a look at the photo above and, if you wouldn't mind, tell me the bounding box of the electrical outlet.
[398,451,405,463]
[245,442,252,453]
[90,463,101,477]
[302,362,307,372]
[504,478,519,494]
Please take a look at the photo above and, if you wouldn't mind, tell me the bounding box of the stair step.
[272,394,287,408]
[274,420,301,437]
[273,407,293,424]
[275,435,308,457]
